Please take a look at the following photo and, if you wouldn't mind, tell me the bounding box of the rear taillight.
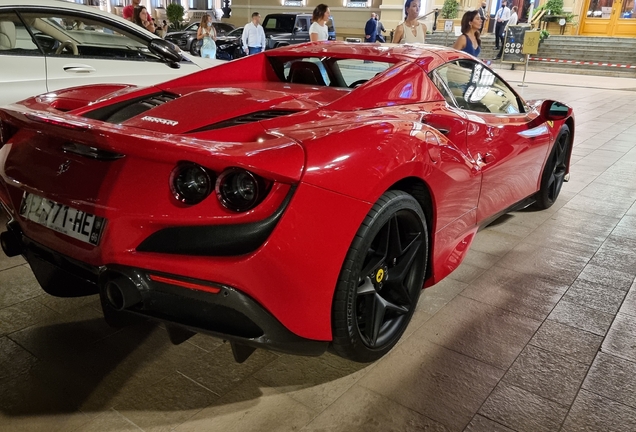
[0,119,18,146]
[216,168,269,212]
[170,162,215,205]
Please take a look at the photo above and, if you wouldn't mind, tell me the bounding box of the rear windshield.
[268,56,394,88]
[263,16,295,32]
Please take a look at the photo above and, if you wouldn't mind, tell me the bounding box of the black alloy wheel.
[331,191,428,363]
[534,124,571,209]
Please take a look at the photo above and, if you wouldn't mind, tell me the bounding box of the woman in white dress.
[309,4,331,42]
[196,14,217,59]
[392,0,427,44]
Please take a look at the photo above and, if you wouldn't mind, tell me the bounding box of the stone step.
[525,63,636,78]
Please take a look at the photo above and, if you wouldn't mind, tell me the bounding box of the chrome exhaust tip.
[104,276,142,311]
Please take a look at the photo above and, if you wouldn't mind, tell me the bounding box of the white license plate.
[19,193,105,246]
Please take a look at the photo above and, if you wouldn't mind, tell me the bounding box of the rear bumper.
[4,222,327,357]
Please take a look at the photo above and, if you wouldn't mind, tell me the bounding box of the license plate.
[19,193,105,246]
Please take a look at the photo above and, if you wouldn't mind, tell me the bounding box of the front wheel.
[534,124,571,209]
[331,191,428,363]
[190,40,201,56]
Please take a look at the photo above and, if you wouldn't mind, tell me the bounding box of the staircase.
[425,32,636,78]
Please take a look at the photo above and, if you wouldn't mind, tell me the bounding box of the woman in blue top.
[453,10,482,57]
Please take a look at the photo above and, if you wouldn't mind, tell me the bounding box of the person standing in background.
[495,5,517,59]
[242,12,266,55]
[375,15,386,42]
[122,0,140,21]
[494,0,510,50]
[392,0,427,44]
[133,6,156,34]
[364,13,378,43]
[197,13,216,59]
[309,4,331,42]
[478,1,487,33]
[453,10,482,57]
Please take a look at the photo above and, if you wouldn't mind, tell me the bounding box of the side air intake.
[83,93,179,124]
[189,110,299,133]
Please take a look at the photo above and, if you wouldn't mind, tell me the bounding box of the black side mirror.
[149,39,182,69]
[541,100,569,120]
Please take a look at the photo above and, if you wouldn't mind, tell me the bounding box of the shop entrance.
[580,0,636,36]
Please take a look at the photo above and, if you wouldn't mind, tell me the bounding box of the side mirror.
[149,39,182,69]
[541,100,569,120]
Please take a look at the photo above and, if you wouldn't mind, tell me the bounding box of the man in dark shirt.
[364,13,378,43]
[375,15,386,42]
[478,1,487,33]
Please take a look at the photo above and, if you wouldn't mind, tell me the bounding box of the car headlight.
[170,162,214,205]
[216,168,266,212]
[218,44,229,50]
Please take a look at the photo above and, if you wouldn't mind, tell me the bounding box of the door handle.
[63,64,96,73]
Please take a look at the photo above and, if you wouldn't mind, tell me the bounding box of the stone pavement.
[1,71,636,431]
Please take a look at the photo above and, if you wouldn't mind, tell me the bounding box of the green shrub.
[166,3,185,29]
[441,0,459,19]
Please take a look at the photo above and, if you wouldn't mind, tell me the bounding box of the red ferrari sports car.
[0,42,573,363]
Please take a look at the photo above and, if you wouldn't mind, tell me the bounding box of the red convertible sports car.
[0,42,573,363]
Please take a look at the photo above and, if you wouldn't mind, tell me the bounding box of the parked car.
[165,21,235,56]
[0,42,574,364]
[216,27,245,60]
[263,13,336,49]
[0,0,222,107]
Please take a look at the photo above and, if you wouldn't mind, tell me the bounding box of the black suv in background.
[263,13,336,50]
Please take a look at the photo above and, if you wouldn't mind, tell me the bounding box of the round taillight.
[170,163,213,205]
[216,168,264,212]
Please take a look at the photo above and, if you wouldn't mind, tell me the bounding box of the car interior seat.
[0,21,16,50]
[288,61,326,86]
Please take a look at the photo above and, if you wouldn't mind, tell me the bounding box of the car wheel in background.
[190,41,201,56]
[233,47,244,59]
[534,124,571,209]
[330,191,428,363]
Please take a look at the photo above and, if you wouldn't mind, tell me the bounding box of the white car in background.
[0,0,222,107]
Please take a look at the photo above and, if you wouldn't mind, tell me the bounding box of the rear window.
[263,16,295,32]
[269,56,394,88]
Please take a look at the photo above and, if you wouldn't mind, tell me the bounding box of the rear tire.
[534,124,571,209]
[330,191,428,363]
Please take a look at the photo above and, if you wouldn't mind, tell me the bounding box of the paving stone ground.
[1,69,635,431]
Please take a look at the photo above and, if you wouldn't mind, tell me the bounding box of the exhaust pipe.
[104,276,142,311]
[0,230,23,257]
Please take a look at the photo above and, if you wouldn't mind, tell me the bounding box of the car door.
[0,10,47,106]
[18,10,204,96]
[293,16,311,43]
[433,59,551,223]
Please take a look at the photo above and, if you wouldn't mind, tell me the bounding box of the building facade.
[64,0,636,38]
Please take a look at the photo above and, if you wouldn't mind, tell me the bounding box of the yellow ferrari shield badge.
[375,269,385,283]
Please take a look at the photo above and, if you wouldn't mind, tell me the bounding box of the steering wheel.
[348,79,368,89]
[55,40,78,55]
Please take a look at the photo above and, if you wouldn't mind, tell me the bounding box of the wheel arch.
[388,176,435,283]
[564,116,575,174]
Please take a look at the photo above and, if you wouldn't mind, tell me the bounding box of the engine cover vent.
[83,92,179,124]
[189,110,299,133]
